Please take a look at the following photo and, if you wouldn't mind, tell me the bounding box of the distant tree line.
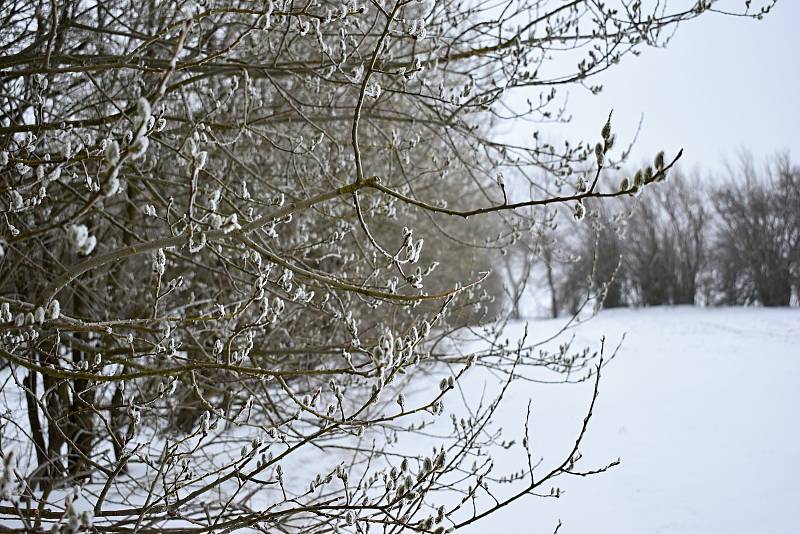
[508,154,800,316]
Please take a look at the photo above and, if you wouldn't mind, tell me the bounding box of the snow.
[3,307,797,532]
[456,306,800,534]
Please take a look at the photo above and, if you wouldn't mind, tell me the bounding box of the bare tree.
[497,210,562,319]
[711,153,799,307]
[625,172,708,306]
[0,0,774,532]
[558,203,629,314]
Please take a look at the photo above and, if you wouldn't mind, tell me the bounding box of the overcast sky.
[512,1,799,175]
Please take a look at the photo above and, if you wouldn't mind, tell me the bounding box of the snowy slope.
[457,306,800,534]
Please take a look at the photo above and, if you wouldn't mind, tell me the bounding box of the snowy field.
[458,307,800,534]
[2,307,796,533]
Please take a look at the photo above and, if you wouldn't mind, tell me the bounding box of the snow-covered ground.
[3,307,796,533]
[458,306,800,534]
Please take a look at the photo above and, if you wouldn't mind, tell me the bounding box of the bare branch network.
[0,0,774,532]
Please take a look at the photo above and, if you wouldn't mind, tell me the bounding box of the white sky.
[511,0,799,174]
